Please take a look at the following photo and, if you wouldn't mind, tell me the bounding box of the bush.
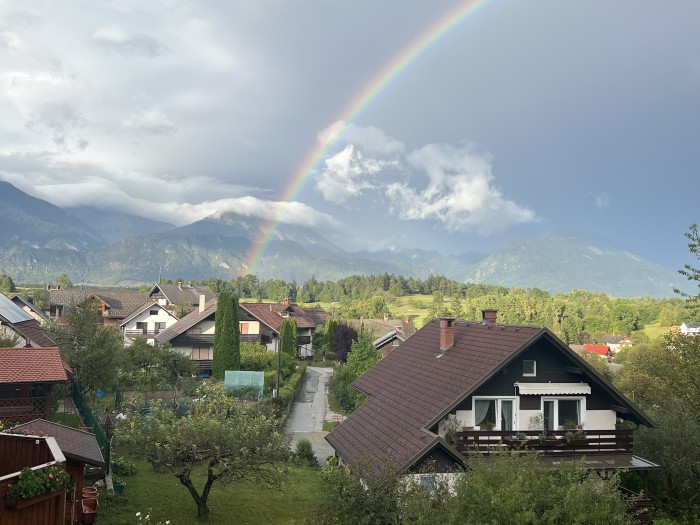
[279,364,307,408]
[295,438,316,466]
[110,456,137,477]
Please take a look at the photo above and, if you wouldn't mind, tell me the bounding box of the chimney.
[198,294,206,313]
[187,281,192,288]
[404,315,410,324]
[177,281,182,290]
[283,297,290,306]
[481,309,498,324]
[46,284,51,291]
[439,318,456,352]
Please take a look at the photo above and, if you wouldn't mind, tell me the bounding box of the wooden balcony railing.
[455,429,633,456]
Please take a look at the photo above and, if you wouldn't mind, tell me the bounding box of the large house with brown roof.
[0,347,68,423]
[119,301,180,345]
[155,298,330,374]
[239,300,330,358]
[327,311,657,482]
[45,286,148,326]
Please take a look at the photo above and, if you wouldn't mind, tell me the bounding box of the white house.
[120,302,180,345]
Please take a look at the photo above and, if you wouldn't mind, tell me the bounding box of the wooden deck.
[455,429,633,456]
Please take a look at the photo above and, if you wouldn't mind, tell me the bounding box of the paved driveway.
[285,366,340,465]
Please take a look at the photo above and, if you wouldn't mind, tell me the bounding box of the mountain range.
[0,181,689,297]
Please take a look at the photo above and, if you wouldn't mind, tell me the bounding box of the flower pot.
[113,481,126,495]
[4,488,65,510]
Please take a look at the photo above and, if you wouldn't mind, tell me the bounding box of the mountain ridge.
[0,181,689,297]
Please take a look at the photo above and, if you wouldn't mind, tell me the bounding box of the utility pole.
[275,334,281,398]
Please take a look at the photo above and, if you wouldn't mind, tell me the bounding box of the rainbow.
[243,0,491,275]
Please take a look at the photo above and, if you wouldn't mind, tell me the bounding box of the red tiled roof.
[327,320,541,472]
[584,344,610,356]
[12,419,105,467]
[0,347,68,384]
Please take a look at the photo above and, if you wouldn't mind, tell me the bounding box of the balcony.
[125,329,161,337]
[455,429,633,456]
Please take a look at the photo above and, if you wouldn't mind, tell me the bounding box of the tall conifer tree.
[212,292,240,379]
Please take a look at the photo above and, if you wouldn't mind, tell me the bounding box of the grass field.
[96,461,323,525]
[642,323,674,341]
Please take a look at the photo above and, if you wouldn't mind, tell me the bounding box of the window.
[191,348,212,360]
[282,310,290,318]
[136,322,147,334]
[523,360,536,376]
[155,322,166,332]
[189,327,202,335]
[542,398,585,430]
[473,398,516,430]
[149,310,158,316]
[240,322,249,334]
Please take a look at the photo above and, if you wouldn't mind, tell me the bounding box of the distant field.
[642,323,674,340]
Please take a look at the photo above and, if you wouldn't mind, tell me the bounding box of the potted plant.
[479,421,496,431]
[5,464,70,509]
[112,477,126,495]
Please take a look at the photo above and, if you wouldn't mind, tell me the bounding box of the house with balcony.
[239,300,330,358]
[119,301,179,345]
[154,299,217,375]
[680,321,700,336]
[0,347,68,424]
[327,310,658,516]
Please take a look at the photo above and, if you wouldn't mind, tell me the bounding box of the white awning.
[516,383,591,395]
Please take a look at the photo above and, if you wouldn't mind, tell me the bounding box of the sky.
[0,0,698,270]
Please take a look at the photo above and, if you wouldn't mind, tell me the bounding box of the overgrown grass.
[51,412,81,428]
[96,460,323,525]
[326,389,347,417]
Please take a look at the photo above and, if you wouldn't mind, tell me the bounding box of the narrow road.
[285,366,341,465]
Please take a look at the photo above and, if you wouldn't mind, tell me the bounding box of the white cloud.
[91,25,167,57]
[385,143,536,235]
[25,102,89,152]
[123,108,177,135]
[0,151,337,230]
[315,145,397,204]
[314,123,536,235]
[593,192,609,209]
[317,121,404,156]
[0,31,25,54]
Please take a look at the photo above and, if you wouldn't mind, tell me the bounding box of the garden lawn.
[642,323,673,341]
[96,461,323,525]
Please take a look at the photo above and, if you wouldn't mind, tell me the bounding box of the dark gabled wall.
[409,445,461,473]
[456,337,615,412]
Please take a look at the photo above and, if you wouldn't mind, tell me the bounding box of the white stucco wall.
[585,409,617,430]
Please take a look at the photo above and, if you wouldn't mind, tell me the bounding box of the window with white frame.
[542,397,585,430]
[473,397,517,430]
[523,360,536,376]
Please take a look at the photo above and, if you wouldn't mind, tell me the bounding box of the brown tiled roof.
[0,347,68,384]
[240,303,329,331]
[327,320,540,472]
[154,299,217,343]
[12,419,105,467]
[11,319,56,347]
[49,289,148,319]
